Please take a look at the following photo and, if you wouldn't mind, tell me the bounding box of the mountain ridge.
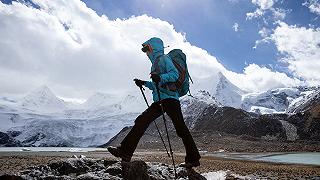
[0,82,319,147]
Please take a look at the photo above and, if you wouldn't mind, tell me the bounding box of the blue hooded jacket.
[142,37,180,102]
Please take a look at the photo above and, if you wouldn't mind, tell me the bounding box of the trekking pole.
[154,81,177,179]
[137,85,170,158]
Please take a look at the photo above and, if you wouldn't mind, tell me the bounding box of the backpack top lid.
[168,49,186,63]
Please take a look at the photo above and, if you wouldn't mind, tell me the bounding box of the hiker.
[108,37,201,168]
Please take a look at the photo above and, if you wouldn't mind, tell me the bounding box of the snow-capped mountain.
[82,92,147,113]
[0,86,148,147]
[0,87,221,147]
[241,88,300,113]
[180,90,220,129]
[118,94,148,113]
[214,72,246,108]
[241,86,320,114]
[1,82,319,147]
[287,87,320,113]
[20,86,67,113]
[203,73,319,114]
[82,92,121,109]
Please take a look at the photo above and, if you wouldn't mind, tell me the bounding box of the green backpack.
[154,49,192,97]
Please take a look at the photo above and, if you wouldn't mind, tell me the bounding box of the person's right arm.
[145,81,154,90]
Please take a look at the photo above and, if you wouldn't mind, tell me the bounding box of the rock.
[103,160,118,167]
[0,131,21,147]
[0,132,10,144]
[177,168,206,180]
[0,174,24,180]
[48,158,89,175]
[6,158,206,180]
[105,162,122,176]
[121,161,149,180]
[7,131,21,138]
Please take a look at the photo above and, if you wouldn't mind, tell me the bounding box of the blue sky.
[78,0,319,73]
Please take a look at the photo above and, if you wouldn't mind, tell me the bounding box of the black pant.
[120,98,201,163]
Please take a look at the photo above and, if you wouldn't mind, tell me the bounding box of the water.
[210,152,320,166]
[254,152,320,166]
[0,148,319,166]
[0,147,107,152]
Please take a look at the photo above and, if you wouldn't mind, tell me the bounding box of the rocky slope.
[103,93,320,152]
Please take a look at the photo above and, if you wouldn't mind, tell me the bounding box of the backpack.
[154,49,192,97]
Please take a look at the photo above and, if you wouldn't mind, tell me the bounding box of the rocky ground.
[1,156,205,180]
[0,150,319,179]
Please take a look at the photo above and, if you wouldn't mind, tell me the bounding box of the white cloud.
[271,8,288,20]
[232,23,240,32]
[253,27,272,48]
[258,27,270,38]
[0,0,226,98]
[246,8,264,20]
[271,22,320,85]
[247,0,287,21]
[224,64,302,92]
[0,0,305,99]
[303,0,320,16]
[252,0,275,10]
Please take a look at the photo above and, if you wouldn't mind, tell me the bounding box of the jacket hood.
[142,37,164,63]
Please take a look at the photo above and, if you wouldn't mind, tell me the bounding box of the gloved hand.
[134,79,146,87]
[150,73,161,83]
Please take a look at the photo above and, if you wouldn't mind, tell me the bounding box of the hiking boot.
[107,146,131,162]
[179,161,200,168]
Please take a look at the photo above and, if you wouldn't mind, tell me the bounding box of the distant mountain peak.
[217,71,225,79]
[82,92,120,109]
[30,85,55,97]
[216,72,245,95]
[214,72,244,108]
[20,85,66,112]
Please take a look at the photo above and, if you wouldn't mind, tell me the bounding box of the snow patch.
[202,171,227,180]
[249,106,283,114]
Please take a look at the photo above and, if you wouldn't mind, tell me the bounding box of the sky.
[0,0,319,100]
[81,0,320,73]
